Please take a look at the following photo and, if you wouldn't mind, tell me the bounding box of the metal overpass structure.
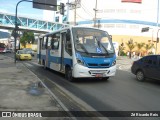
[0,12,70,33]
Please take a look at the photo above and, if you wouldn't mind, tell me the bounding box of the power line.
[81,3,94,16]
[81,4,94,17]
[81,5,94,17]
[76,14,93,21]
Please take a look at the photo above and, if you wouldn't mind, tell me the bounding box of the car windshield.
[18,50,27,54]
[72,28,115,55]
[23,48,32,51]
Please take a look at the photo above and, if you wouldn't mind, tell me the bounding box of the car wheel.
[136,70,145,82]
[65,67,74,82]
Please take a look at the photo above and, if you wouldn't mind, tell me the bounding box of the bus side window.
[42,37,47,49]
[48,36,52,49]
[51,33,60,50]
[65,30,72,56]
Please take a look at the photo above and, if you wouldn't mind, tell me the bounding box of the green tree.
[119,45,125,56]
[126,39,136,58]
[144,43,154,55]
[20,31,35,48]
[135,42,145,56]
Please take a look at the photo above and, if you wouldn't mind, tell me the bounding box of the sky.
[0,0,44,19]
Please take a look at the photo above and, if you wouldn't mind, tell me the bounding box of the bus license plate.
[95,74,103,77]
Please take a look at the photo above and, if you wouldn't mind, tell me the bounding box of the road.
[5,53,160,120]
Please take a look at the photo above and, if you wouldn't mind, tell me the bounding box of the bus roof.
[39,26,109,38]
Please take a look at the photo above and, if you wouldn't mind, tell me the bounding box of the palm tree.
[126,39,136,58]
[135,42,145,57]
[118,45,125,56]
[144,43,154,55]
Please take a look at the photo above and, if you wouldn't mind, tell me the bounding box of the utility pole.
[66,0,77,25]
[74,0,77,25]
[156,0,159,54]
[93,0,97,27]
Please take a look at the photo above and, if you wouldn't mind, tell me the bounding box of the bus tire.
[43,60,47,69]
[65,67,74,82]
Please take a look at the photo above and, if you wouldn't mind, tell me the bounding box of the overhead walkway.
[0,12,70,33]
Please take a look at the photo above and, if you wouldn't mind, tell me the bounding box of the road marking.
[24,63,33,67]
[117,65,131,73]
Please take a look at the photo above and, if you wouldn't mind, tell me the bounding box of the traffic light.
[60,3,64,15]
[141,27,149,32]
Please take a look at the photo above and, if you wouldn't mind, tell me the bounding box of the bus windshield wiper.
[100,42,109,55]
[95,37,109,55]
[79,44,89,54]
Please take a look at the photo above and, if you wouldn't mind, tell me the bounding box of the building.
[48,0,160,54]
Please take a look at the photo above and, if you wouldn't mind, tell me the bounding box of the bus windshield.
[72,28,115,55]
[0,43,6,48]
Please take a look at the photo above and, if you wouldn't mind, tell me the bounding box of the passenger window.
[148,59,152,65]
[140,58,144,63]
[65,30,72,56]
[51,33,60,50]
[152,56,157,65]
[48,37,52,49]
[42,37,47,49]
[147,56,157,65]
[144,57,149,63]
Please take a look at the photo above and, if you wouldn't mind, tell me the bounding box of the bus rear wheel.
[65,67,74,82]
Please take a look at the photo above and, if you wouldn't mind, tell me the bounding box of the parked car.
[23,48,34,56]
[16,50,32,60]
[6,48,12,53]
[131,55,160,81]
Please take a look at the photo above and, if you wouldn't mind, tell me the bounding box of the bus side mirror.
[157,37,159,43]
[109,35,112,41]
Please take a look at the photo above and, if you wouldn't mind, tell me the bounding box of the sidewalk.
[0,54,71,120]
[116,56,137,71]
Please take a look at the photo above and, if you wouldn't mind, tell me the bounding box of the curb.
[2,54,76,119]
[23,63,77,120]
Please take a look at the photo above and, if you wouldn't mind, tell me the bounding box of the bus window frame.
[65,29,72,56]
[51,32,60,50]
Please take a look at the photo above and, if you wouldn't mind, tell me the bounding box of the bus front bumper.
[73,64,116,78]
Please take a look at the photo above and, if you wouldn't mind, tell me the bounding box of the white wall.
[67,0,160,38]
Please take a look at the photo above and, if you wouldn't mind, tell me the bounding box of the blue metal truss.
[0,12,69,32]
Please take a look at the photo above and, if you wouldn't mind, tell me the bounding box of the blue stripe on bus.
[38,54,73,67]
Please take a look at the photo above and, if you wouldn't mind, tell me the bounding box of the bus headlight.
[111,60,116,66]
[77,58,85,66]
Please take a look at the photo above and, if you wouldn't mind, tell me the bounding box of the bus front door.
[60,32,66,72]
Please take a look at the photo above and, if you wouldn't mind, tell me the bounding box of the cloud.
[0,9,9,13]
[19,13,43,20]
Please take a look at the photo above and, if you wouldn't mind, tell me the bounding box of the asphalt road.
[5,53,160,120]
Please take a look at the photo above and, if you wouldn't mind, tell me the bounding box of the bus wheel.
[43,60,47,69]
[65,67,74,82]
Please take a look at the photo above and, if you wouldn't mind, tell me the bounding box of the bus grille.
[87,63,110,68]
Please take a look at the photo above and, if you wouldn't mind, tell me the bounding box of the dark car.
[131,55,160,81]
